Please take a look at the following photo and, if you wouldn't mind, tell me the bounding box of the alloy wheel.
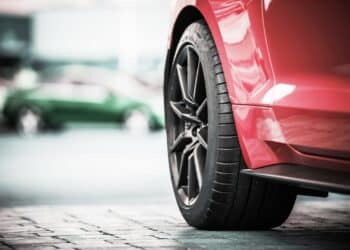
[168,45,208,206]
[18,108,41,135]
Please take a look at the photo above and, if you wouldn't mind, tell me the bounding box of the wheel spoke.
[170,101,201,124]
[187,48,197,100]
[193,144,204,189]
[177,141,197,188]
[192,62,202,103]
[196,98,207,122]
[197,125,208,149]
[176,64,197,107]
[187,153,198,200]
[171,131,192,153]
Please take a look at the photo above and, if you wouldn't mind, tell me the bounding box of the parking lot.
[0,128,350,249]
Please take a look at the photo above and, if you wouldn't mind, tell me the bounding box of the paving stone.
[0,196,349,249]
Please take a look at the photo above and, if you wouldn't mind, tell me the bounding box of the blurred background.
[0,0,173,206]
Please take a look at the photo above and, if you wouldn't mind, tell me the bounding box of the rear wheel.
[124,110,151,133]
[17,106,42,135]
[165,21,296,230]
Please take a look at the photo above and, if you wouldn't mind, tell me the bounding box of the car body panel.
[167,0,350,171]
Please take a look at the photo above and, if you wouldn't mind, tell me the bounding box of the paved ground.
[0,128,350,249]
[1,197,350,250]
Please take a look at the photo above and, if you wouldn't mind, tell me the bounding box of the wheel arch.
[164,1,230,88]
[164,5,205,88]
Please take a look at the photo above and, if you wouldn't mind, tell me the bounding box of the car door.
[71,83,117,123]
[45,82,112,123]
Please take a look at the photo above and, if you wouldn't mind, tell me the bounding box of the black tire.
[164,20,296,230]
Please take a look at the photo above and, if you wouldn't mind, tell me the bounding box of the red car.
[164,0,350,229]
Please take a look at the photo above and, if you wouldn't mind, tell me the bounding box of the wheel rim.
[125,110,149,133]
[167,45,208,206]
[18,108,41,135]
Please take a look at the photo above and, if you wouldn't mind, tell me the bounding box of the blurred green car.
[3,82,164,134]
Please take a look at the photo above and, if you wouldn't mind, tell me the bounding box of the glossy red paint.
[167,0,350,171]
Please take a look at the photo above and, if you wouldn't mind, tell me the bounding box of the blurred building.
[0,14,31,79]
[0,0,170,79]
